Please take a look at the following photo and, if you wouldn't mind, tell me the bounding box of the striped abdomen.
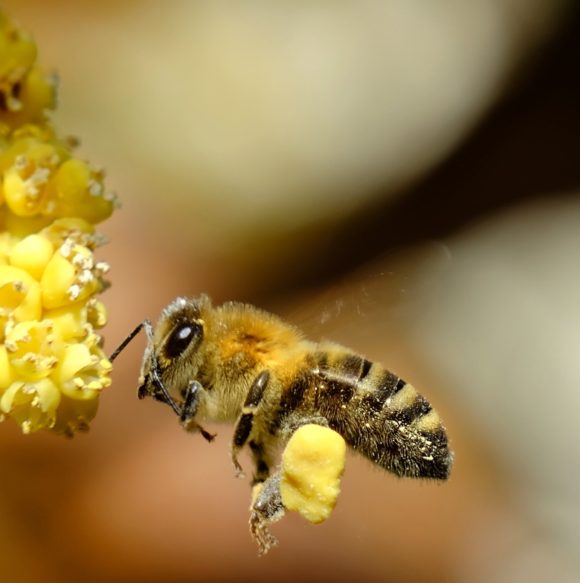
[275,348,452,480]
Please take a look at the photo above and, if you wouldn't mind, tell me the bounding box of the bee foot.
[182,420,216,442]
[199,428,216,442]
[250,511,279,556]
[249,473,285,555]
[232,457,245,478]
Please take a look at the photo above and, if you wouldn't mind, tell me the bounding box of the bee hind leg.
[248,416,332,554]
[282,414,329,439]
[249,471,285,556]
[231,370,270,478]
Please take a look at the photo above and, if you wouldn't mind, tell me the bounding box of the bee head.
[158,296,207,361]
[137,295,211,405]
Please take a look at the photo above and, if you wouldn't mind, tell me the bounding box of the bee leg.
[248,417,331,554]
[249,440,271,485]
[180,381,216,442]
[282,414,329,439]
[231,370,270,478]
[180,380,202,423]
[249,471,285,556]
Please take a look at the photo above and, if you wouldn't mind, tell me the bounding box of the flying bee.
[111,294,452,553]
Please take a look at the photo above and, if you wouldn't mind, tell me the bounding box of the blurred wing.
[273,242,452,348]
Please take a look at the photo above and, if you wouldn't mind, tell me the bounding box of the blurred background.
[1,0,580,581]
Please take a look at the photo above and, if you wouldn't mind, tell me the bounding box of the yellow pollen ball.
[280,424,346,524]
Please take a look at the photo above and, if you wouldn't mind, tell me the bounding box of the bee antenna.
[109,320,182,417]
[143,320,182,417]
[109,321,148,362]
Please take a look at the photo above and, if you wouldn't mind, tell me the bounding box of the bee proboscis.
[111,295,452,554]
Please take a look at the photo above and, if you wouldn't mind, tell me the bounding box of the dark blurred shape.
[275,4,580,297]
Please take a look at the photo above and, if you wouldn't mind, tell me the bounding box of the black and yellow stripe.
[272,349,452,481]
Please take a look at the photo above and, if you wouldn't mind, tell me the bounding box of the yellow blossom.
[87,298,107,329]
[45,302,89,341]
[41,240,103,309]
[53,341,112,401]
[0,9,116,435]
[52,158,116,223]
[0,264,42,324]
[0,206,51,239]
[0,12,37,112]
[4,319,62,381]
[0,128,117,222]
[0,345,11,389]
[9,232,54,279]
[3,139,59,216]
[0,66,56,129]
[50,394,98,437]
[1,378,61,433]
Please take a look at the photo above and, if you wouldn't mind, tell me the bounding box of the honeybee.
[111,294,452,553]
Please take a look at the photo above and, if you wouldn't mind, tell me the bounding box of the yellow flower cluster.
[0,11,117,435]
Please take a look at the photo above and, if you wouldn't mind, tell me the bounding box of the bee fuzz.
[280,424,346,523]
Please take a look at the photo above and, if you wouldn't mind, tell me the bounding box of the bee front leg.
[181,380,216,442]
[231,370,270,478]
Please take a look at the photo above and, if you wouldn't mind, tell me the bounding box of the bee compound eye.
[165,321,201,358]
